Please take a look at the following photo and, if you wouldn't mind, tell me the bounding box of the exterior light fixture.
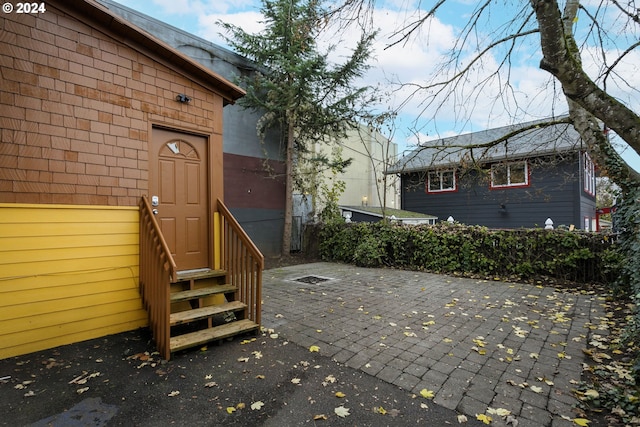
[176,94,191,103]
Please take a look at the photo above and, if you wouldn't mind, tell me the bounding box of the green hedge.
[316,221,620,284]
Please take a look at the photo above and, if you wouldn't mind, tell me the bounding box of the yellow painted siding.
[0,204,147,359]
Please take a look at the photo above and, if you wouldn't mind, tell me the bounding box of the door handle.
[152,209,159,215]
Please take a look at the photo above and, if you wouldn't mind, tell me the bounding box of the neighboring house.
[1,0,262,360]
[310,124,400,216]
[389,118,598,230]
[334,124,400,209]
[339,206,437,224]
[98,0,285,257]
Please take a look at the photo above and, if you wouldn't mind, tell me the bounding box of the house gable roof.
[56,0,245,104]
[390,117,583,174]
[97,0,261,75]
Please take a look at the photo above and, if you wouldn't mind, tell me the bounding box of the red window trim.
[583,152,596,196]
[426,170,458,194]
[489,161,531,190]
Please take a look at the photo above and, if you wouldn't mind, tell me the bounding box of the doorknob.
[152,209,159,215]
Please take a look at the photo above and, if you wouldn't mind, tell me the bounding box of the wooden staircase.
[139,196,263,360]
[168,269,259,353]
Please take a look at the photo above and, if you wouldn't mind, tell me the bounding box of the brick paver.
[262,263,606,426]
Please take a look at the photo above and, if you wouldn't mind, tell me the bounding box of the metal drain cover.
[293,275,330,284]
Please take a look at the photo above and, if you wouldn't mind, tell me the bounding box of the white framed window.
[427,170,456,193]
[583,152,595,196]
[490,161,529,188]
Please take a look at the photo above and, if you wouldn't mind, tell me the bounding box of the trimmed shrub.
[315,221,619,284]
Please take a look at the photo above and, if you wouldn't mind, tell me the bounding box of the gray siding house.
[390,119,598,230]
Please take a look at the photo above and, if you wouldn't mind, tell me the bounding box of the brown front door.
[150,127,209,271]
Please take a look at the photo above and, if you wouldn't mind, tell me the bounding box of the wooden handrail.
[139,196,177,360]
[217,199,263,327]
[140,196,177,282]
[217,199,264,270]
[139,196,262,359]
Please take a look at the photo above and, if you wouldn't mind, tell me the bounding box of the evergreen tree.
[220,0,377,255]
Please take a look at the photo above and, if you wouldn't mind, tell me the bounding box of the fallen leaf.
[291,378,301,384]
[204,381,217,388]
[236,403,246,409]
[335,391,346,398]
[530,386,543,393]
[458,414,468,423]
[611,406,626,416]
[375,406,387,415]
[573,418,590,426]
[420,388,435,399]
[226,407,236,414]
[488,407,511,417]
[309,345,320,352]
[252,351,263,359]
[313,414,328,420]
[168,390,180,397]
[77,387,89,394]
[476,413,492,424]
[251,401,264,410]
[237,357,249,363]
[335,406,350,418]
[583,389,599,399]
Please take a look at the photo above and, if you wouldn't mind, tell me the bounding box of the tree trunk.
[530,0,640,185]
[282,121,295,255]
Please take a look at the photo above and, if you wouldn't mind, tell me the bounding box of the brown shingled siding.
[0,3,224,206]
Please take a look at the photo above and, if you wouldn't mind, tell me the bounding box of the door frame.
[148,122,224,271]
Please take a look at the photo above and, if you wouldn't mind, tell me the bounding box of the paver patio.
[262,262,607,427]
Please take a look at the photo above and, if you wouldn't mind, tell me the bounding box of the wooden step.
[176,268,226,282]
[170,301,246,326]
[170,284,236,303]
[170,319,260,353]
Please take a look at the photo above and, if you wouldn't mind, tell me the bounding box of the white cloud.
[196,11,265,46]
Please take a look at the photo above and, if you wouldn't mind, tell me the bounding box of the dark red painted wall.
[223,153,285,210]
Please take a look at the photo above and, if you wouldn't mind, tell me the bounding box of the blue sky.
[111,0,640,173]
